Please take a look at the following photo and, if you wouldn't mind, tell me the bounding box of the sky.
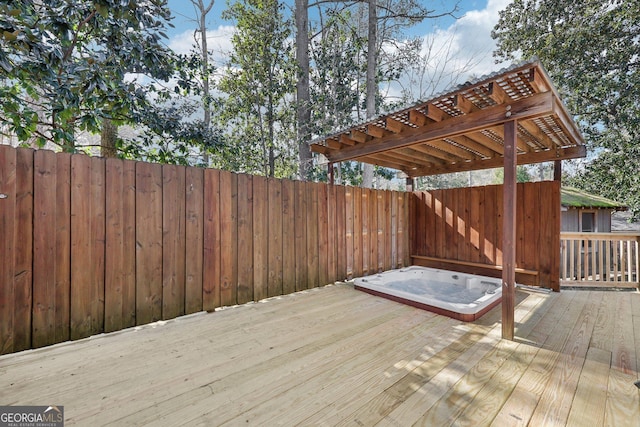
[164,0,514,86]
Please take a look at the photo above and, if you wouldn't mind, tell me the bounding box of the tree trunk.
[362,0,377,188]
[197,0,215,167]
[295,0,312,180]
[101,118,118,158]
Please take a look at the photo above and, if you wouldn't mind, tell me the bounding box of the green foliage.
[493,165,532,185]
[214,0,297,177]
[309,8,364,138]
[0,0,221,162]
[492,0,640,218]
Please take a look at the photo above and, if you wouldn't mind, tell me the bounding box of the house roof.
[310,59,587,178]
[561,187,627,211]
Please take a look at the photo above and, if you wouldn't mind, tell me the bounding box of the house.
[560,186,627,232]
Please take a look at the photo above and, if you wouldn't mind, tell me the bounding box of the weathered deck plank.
[0,285,638,426]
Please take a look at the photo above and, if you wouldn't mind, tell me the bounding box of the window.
[581,212,595,232]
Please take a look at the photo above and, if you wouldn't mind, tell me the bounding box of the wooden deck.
[1,284,639,426]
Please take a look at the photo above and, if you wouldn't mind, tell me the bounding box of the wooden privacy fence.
[410,181,561,290]
[560,232,640,286]
[0,145,409,355]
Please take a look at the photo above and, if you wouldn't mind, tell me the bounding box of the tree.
[188,0,216,166]
[295,0,312,179]
[0,0,170,149]
[492,0,640,217]
[216,0,297,177]
[303,1,458,187]
[0,0,220,163]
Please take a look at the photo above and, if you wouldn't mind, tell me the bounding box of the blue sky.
[166,1,486,38]
[164,0,513,98]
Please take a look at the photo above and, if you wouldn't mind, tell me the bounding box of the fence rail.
[560,232,640,286]
[0,146,410,355]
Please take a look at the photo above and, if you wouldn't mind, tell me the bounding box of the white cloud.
[436,0,512,75]
[168,25,236,66]
[408,0,512,97]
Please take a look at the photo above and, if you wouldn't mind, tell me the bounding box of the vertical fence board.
[70,154,92,340]
[411,192,422,256]
[335,185,347,280]
[294,181,308,290]
[431,189,444,259]
[55,153,71,342]
[253,176,268,301]
[105,158,124,333]
[523,183,540,272]
[377,191,385,272]
[306,182,319,288]
[516,183,526,268]
[135,161,163,325]
[369,188,378,273]
[32,150,57,347]
[268,179,283,297]
[444,189,456,260]
[90,157,105,335]
[345,187,354,277]
[105,158,135,333]
[0,146,17,354]
[13,149,33,351]
[469,187,481,263]
[237,174,253,304]
[539,181,555,287]
[361,189,370,274]
[318,183,329,286]
[403,192,411,266]
[483,186,497,264]
[326,185,337,283]
[353,186,363,276]
[456,188,468,261]
[549,181,561,289]
[281,179,296,294]
[391,188,398,268]
[162,164,186,320]
[185,167,204,314]
[221,170,241,308]
[203,169,221,311]
[384,191,394,270]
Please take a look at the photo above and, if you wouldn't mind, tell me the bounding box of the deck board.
[1,284,639,426]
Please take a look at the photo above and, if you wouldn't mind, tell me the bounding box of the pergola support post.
[502,119,517,340]
[554,160,562,182]
[406,177,414,192]
[328,162,334,185]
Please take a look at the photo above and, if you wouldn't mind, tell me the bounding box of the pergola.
[310,59,587,340]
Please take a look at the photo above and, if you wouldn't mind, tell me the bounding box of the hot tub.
[354,266,503,321]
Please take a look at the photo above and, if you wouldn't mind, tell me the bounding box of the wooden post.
[328,162,334,185]
[406,177,414,192]
[502,119,517,340]
[553,160,562,182]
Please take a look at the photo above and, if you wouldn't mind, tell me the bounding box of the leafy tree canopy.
[492,0,640,218]
[0,0,220,162]
[214,0,297,177]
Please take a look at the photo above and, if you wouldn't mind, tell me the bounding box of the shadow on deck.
[1,284,638,426]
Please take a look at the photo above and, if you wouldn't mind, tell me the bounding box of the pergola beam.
[407,145,586,178]
[320,91,554,163]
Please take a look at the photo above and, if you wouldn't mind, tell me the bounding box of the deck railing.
[560,232,640,286]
